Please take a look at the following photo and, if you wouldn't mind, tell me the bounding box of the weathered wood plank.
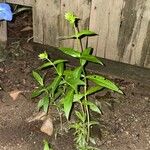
[6,0,33,6]
[89,0,123,59]
[0,0,7,43]
[0,21,7,42]
[142,22,150,68]
[33,0,60,46]
[122,0,150,68]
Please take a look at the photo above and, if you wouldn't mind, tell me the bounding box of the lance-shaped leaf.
[86,86,103,95]
[38,95,49,113]
[59,47,81,58]
[73,66,82,79]
[66,78,85,92]
[73,93,84,102]
[85,101,101,114]
[80,54,103,65]
[46,76,61,95]
[71,30,96,38]
[63,89,74,119]
[80,47,93,66]
[51,76,62,96]
[57,62,64,76]
[32,71,44,86]
[39,59,67,70]
[87,75,123,94]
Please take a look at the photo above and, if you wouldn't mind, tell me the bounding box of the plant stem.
[74,24,83,52]
[73,22,90,142]
[47,58,59,75]
[83,69,90,142]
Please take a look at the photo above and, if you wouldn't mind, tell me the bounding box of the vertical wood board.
[0,0,7,43]
[89,0,124,60]
[33,0,60,46]
[121,0,150,68]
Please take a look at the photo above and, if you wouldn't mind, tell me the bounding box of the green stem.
[74,24,83,52]
[83,69,90,142]
[73,23,90,142]
[47,58,59,75]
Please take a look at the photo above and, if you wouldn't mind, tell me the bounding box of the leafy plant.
[32,12,123,150]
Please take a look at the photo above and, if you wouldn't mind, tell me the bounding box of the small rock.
[145,97,149,100]
[9,89,22,101]
[40,117,53,136]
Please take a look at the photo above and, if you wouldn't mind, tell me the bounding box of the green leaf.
[63,69,84,91]
[86,86,103,95]
[87,75,123,94]
[39,59,67,70]
[71,30,96,38]
[59,47,81,58]
[31,87,45,98]
[38,96,49,113]
[51,76,62,96]
[46,76,61,95]
[38,98,44,109]
[63,67,82,81]
[86,101,101,114]
[32,71,44,86]
[80,48,92,66]
[38,62,53,70]
[73,66,82,79]
[43,140,52,150]
[73,93,84,102]
[57,62,64,76]
[66,78,85,92]
[51,89,63,102]
[53,59,67,65]
[83,47,92,55]
[80,54,103,65]
[75,111,86,122]
[63,89,74,119]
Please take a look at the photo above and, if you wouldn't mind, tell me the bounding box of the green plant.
[32,12,123,150]
[43,140,53,150]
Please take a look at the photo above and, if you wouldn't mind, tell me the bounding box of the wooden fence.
[0,0,150,68]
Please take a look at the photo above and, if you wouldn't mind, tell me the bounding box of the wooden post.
[0,0,7,54]
[0,21,7,44]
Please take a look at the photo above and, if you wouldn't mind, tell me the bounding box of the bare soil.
[0,9,150,150]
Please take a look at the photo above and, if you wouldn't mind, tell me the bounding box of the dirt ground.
[0,9,150,150]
